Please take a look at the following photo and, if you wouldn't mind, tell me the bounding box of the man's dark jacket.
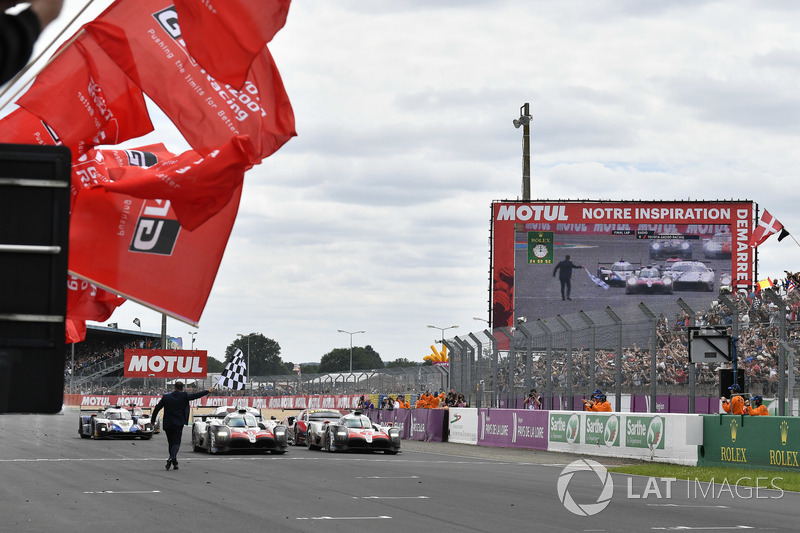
[152,389,210,430]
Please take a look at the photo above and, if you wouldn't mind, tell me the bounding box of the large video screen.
[491,201,754,328]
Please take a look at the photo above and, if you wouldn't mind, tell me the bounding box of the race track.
[0,409,796,532]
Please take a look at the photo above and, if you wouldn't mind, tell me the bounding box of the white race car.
[191,405,288,454]
[78,405,155,439]
[306,411,401,454]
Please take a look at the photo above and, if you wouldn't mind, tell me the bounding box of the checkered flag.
[217,349,247,390]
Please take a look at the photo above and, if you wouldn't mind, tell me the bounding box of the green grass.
[609,464,800,492]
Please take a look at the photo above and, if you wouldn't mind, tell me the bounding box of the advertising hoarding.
[123,349,207,378]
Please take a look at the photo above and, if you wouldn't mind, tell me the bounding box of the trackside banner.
[123,349,207,378]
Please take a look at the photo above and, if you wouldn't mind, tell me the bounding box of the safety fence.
[447,292,799,414]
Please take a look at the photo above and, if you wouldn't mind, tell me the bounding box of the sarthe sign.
[124,349,207,378]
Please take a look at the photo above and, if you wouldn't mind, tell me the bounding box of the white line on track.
[355,496,429,499]
[297,516,392,520]
[647,504,731,509]
[651,526,753,530]
[0,456,515,465]
[83,490,161,494]
[355,475,420,479]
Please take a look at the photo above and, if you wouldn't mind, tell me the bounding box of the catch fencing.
[448,291,799,414]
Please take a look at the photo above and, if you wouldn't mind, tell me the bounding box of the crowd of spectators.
[496,280,800,397]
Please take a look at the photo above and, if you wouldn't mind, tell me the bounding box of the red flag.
[102,135,258,230]
[0,107,62,147]
[66,319,86,344]
[174,0,291,88]
[69,183,242,325]
[749,209,784,247]
[16,30,153,158]
[66,275,126,343]
[85,1,296,159]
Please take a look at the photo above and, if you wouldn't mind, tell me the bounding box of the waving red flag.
[16,31,153,158]
[102,135,258,230]
[0,107,61,147]
[85,0,295,159]
[174,0,291,88]
[69,182,242,325]
[749,209,785,247]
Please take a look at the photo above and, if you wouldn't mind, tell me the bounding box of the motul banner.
[124,349,207,378]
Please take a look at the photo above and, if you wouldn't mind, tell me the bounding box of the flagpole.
[0,0,95,109]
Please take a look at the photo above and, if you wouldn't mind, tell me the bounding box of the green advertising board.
[549,412,580,444]
[700,415,800,470]
[625,415,665,449]
[585,414,620,447]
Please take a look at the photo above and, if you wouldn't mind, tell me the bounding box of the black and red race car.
[191,406,288,454]
[305,411,401,454]
[281,409,343,446]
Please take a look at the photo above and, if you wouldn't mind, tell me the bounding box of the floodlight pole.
[513,103,532,200]
[338,329,365,374]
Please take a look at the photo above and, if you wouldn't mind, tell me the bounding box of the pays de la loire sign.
[124,349,207,378]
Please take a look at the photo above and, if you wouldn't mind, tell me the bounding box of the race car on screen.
[78,405,155,439]
[191,406,288,454]
[306,411,401,454]
[665,260,715,292]
[649,237,691,260]
[625,266,673,294]
[702,232,732,259]
[596,260,639,287]
[281,409,343,446]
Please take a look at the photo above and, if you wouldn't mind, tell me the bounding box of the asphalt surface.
[0,408,796,532]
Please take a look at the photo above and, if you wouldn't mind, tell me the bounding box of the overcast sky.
[8,0,800,365]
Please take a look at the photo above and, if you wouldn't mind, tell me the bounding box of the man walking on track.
[152,381,215,470]
[553,254,582,300]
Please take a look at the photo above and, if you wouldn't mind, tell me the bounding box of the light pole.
[513,102,532,200]
[337,329,365,374]
[427,324,458,392]
[236,333,252,395]
[188,331,197,350]
[472,316,489,325]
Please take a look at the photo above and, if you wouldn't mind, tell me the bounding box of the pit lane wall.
[698,415,800,470]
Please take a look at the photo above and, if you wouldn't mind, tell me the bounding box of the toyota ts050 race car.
[281,409,343,446]
[78,405,155,439]
[649,237,692,259]
[664,260,715,292]
[306,411,401,454]
[191,406,288,454]
[625,266,673,294]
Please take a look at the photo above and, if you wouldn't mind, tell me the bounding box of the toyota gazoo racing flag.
[84,0,296,159]
[174,0,291,88]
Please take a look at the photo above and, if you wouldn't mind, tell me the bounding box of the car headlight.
[273,426,286,437]
[215,428,229,438]
[652,243,660,250]
[681,242,689,250]
[626,278,636,286]
[389,429,401,441]
[663,278,672,285]
[336,427,348,438]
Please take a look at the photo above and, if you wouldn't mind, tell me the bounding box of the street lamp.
[236,333,252,395]
[473,316,489,325]
[337,329,365,374]
[188,331,197,350]
[513,102,532,200]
